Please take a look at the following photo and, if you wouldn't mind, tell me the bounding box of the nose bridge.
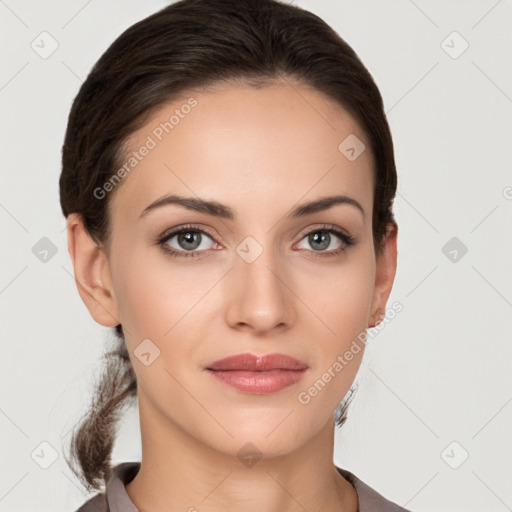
[225,232,294,331]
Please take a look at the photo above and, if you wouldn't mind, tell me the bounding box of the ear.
[66,213,120,327]
[368,223,398,327]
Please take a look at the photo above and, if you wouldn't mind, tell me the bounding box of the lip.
[206,353,308,371]
[205,353,309,394]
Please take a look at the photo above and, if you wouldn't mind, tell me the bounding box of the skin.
[67,79,397,512]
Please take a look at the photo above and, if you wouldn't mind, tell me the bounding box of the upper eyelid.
[296,223,351,239]
[160,224,216,242]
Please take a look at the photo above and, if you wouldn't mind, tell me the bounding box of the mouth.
[205,353,309,394]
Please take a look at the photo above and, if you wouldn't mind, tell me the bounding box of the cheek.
[111,246,218,351]
[325,270,374,333]
[111,253,202,394]
[110,244,176,338]
[303,253,375,335]
[301,252,375,382]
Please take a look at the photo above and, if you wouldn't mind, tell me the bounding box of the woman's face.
[77,80,397,457]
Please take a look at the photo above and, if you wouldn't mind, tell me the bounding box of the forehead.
[109,81,374,223]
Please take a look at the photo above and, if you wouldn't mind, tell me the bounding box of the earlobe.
[66,213,120,327]
[368,223,398,328]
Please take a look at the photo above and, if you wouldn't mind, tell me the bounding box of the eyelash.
[156,223,356,259]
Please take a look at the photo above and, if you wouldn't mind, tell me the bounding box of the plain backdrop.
[1,1,511,511]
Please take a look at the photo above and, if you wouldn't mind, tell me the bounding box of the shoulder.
[74,492,108,512]
[335,466,412,512]
[74,462,140,512]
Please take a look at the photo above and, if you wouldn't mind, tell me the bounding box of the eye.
[294,225,355,258]
[158,224,219,258]
[157,223,355,259]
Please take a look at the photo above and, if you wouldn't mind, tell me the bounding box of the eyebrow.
[139,193,365,220]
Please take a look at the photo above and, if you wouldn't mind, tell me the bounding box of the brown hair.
[60,0,398,493]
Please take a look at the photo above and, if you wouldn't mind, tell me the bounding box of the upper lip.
[206,353,309,371]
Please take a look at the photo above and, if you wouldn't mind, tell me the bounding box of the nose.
[224,242,296,335]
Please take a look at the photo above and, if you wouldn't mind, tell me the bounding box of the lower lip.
[206,369,307,394]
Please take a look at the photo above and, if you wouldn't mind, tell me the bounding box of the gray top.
[75,462,411,512]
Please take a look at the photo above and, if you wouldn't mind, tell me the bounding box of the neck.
[125,393,358,512]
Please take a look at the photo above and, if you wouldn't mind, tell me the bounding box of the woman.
[60,0,409,510]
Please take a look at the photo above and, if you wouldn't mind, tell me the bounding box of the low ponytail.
[64,326,137,492]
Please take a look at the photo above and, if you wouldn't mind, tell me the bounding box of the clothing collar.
[105,461,408,512]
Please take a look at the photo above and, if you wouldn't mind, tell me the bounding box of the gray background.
[1,0,511,510]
